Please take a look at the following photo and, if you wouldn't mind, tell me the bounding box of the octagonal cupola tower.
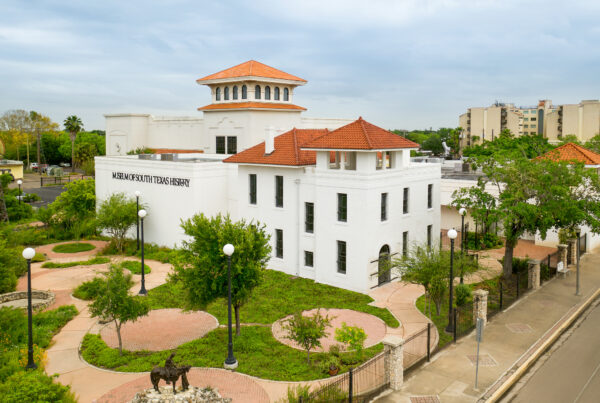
[196,60,308,154]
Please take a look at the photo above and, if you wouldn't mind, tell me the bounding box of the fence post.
[427,323,431,362]
[383,335,404,391]
[472,289,489,326]
[499,281,503,310]
[528,259,541,290]
[299,397,303,403]
[453,309,457,343]
[349,367,353,403]
[40,177,43,187]
[547,254,550,270]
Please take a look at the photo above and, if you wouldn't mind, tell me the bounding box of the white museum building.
[96,61,441,293]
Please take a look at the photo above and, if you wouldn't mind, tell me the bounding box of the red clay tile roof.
[223,129,329,166]
[197,102,306,111]
[536,143,600,165]
[301,117,419,150]
[197,60,307,83]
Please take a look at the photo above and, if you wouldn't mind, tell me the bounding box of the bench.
[557,261,570,278]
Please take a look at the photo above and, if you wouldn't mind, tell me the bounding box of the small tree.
[176,213,271,336]
[88,266,149,355]
[335,322,367,360]
[283,309,332,365]
[96,193,139,252]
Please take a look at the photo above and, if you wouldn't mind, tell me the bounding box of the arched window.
[255,85,261,99]
[224,87,229,100]
[283,88,289,101]
[378,244,391,285]
[215,87,221,101]
[265,86,271,100]
[242,85,247,99]
[233,86,238,100]
[274,87,280,100]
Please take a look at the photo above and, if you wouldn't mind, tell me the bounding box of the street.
[504,298,600,403]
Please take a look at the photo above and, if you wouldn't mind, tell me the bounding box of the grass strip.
[42,257,110,268]
[52,242,96,253]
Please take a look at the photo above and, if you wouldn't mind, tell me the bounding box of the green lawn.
[117,260,151,275]
[42,257,110,268]
[146,270,399,328]
[52,242,96,253]
[80,327,383,381]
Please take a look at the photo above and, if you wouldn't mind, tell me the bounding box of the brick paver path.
[272,308,387,352]
[100,309,218,351]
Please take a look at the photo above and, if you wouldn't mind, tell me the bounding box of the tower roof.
[301,117,419,150]
[196,60,307,84]
[197,102,306,112]
[536,142,600,165]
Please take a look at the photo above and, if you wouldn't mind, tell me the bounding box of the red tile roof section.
[198,102,306,111]
[301,117,419,150]
[536,142,600,165]
[223,129,329,166]
[196,60,307,83]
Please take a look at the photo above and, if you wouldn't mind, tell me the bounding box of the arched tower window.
[215,87,221,101]
[274,87,280,100]
[378,244,391,285]
[283,88,289,101]
[233,86,238,100]
[255,85,261,99]
[265,86,271,100]
[224,87,229,100]
[242,85,247,99]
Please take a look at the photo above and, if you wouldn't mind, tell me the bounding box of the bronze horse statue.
[150,353,191,394]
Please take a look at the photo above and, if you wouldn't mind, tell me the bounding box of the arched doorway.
[378,245,391,285]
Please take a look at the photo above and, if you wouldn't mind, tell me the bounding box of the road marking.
[573,358,600,403]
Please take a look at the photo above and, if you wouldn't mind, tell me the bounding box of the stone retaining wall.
[0,290,55,312]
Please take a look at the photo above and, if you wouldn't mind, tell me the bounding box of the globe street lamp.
[17,179,23,205]
[459,207,467,284]
[223,243,238,370]
[22,247,37,370]
[446,229,458,333]
[135,191,141,251]
[138,209,147,296]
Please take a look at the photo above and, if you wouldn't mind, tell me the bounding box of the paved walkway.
[376,250,600,402]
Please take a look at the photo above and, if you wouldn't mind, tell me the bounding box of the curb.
[480,286,600,402]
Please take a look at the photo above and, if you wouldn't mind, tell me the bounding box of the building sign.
[112,172,190,188]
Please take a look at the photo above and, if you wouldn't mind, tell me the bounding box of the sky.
[1,0,599,131]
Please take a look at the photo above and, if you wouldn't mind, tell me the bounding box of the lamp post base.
[26,362,37,370]
[224,359,238,370]
[138,289,147,296]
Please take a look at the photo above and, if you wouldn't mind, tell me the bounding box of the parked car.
[45,165,62,176]
[59,162,71,167]
[30,162,39,170]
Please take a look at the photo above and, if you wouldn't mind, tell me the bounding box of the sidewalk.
[377,251,600,402]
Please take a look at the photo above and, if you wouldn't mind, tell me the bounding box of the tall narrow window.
[233,86,238,100]
[305,202,314,233]
[255,85,261,99]
[241,85,247,99]
[216,136,225,154]
[224,87,229,100]
[402,231,408,257]
[427,225,432,248]
[265,86,271,100]
[274,87,280,100]
[226,136,237,154]
[304,251,313,267]
[275,229,283,258]
[403,187,409,214]
[275,176,283,207]
[337,240,347,274]
[215,87,221,101]
[283,88,289,101]
[381,193,388,221]
[249,174,257,205]
[427,184,433,209]
[337,193,347,222]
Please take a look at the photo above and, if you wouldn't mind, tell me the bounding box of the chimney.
[265,126,275,154]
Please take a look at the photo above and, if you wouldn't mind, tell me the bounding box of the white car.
[59,162,71,167]
[30,162,39,170]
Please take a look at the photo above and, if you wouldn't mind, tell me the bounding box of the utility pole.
[36,127,41,176]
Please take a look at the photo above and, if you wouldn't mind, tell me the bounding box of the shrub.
[499,257,529,274]
[96,193,139,252]
[334,323,367,360]
[73,278,105,300]
[118,260,151,275]
[0,370,77,403]
[42,256,109,269]
[283,309,332,365]
[454,284,472,307]
[465,231,502,250]
[0,240,27,293]
[52,242,95,253]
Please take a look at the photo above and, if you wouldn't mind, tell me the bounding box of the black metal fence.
[307,350,389,403]
[486,271,528,319]
[541,251,559,283]
[403,323,431,369]
[40,174,89,187]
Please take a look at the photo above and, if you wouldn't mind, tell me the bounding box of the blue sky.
[1,0,599,131]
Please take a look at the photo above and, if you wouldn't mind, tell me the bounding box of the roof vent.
[265,126,276,155]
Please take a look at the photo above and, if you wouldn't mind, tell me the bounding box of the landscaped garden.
[52,242,96,253]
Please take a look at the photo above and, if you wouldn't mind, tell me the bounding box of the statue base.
[130,386,231,403]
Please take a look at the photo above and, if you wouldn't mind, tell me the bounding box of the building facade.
[96,61,442,293]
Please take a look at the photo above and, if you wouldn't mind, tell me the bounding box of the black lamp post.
[17,179,23,205]
[223,243,238,369]
[576,227,581,296]
[446,229,458,333]
[459,208,466,284]
[22,247,37,370]
[138,209,147,296]
[135,191,141,251]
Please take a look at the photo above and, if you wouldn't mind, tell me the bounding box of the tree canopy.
[96,193,139,252]
[462,130,555,160]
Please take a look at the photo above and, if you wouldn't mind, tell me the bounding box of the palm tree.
[63,115,83,172]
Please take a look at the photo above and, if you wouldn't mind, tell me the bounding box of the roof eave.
[196,76,307,86]
[300,147,419,152]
